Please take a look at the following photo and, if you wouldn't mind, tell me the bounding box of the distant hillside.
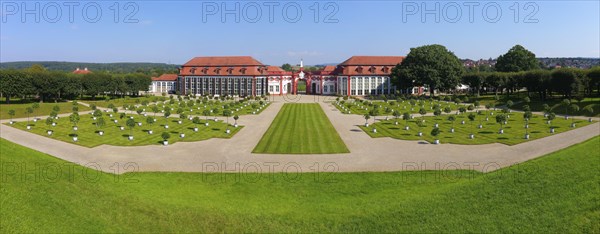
[0,61,180,74]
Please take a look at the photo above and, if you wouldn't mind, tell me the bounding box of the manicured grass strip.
[1,137,599,233]
[360,110,595,145]
[5,112,241,147]
[253,103,349,154]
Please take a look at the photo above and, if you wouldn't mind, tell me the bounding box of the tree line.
[392,44,600,99]
[461,67,600,100]
[0,67,152,103]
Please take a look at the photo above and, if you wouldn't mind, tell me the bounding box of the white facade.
[337,76,393,96]
[150,81,176,93]
[268,76,293,95]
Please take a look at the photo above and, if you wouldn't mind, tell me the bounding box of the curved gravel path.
[1,95,598,174]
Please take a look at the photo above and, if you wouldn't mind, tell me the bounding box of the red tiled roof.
[339,56,405,66]
[72,68,91,74]
[183,56,263,67]
[338,56,404,76]
[180,56,267,76]
[152,74,178,81]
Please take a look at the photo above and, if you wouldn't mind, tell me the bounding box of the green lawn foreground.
[1,136,598,233]
[360,110,596,145]
[253,103,349,154]
[5,112,241,147]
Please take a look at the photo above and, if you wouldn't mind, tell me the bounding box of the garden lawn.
[144,99,270,117]
[5,112,241,147]
[1,137,599,233]
[360,110,595,145]
[334,99,463,116]
[0,102,90,120]
[253,103,349,154]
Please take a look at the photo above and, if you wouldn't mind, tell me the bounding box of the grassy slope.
[1,137,598,232]
[253,103,349,154]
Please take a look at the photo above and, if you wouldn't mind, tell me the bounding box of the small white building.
[150,74,178,94]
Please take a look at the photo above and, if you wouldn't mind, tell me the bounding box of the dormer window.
[227,67,234,75]
[202,67,209,74]
[369,66,376,74]
[240,67,247,74]
[355,66,363,73]
[382,66,389,73]
[214,67,221,74]
[190,67,197,75]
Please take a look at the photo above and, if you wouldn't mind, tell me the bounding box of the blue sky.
[1,1,598,65]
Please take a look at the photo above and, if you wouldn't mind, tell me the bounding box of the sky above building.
[1,1,598,65]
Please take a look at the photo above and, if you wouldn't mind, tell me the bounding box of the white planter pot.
[394,122,398,125]
[234,124,238,128]
[565,116,569,120]
[461,121,465,125]
[180,133,185,138]
[73,126,78,131]
[128,136,134,141]
[434,139,440,144]
[163,140,169,146]
[98,131,104,136]
[450,128,455,133]
[418,132,423,137]
[143,114,147,117]
[148,130,153,134]
[33,119,37,122]
[404,126,410,130]
[589,118,593,122]
[114,120,118,123]
[52,122,56,126]
[120,127,125,130]
[165,125,169,129]
[546,120,551,124]
[226,129,231,134]
[434,124,439,128]
[485,117,489,121]
[252,112,256,115]
[109,114,113,117]
[365,123,369,127]
[524,134,530,139]
[469,134,474,139]
[525,124,529,129]
[214,118,218,121]
[47,130,53,135]
[193,127,198,132]
[478,124,483,129]
[372,128,377,133]
[73,137,78,142]
[498,129,504,134]
[138,122,142,126]
[9,121,13,125]
[92,117,96,120]
[550,128,555,133]
[205,123,209,126]
[571,123,576,128]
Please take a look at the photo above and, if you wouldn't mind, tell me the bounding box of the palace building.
[175,55,416,97]
[150,74,178,94]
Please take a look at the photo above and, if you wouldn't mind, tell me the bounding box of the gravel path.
[1,95,598,174]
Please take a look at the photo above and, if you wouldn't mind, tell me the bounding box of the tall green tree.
[391,44,464,96]
[495,45,539,72]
